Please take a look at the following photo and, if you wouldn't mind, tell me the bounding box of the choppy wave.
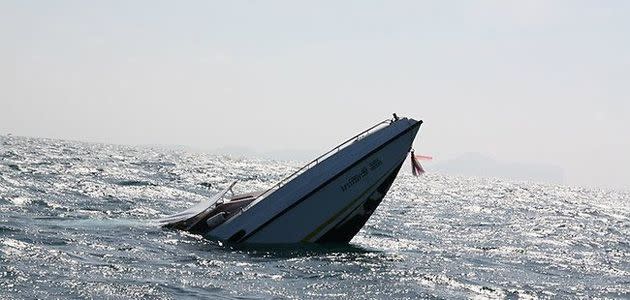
[1,135,628,299]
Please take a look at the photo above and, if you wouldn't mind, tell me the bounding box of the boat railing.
[244,117,394,208]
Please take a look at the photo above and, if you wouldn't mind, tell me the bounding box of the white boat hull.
[207,118,421,244]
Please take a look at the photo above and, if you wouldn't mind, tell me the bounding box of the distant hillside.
[431,152,565,184]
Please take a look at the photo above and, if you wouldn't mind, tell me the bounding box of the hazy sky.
[1,1,629,189]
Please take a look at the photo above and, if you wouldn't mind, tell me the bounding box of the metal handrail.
[246,117,394,207]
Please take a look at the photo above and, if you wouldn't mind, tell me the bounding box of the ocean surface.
[1,135,628,299]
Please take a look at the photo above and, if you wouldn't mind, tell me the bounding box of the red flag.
[410,151,425,176]
[414,155,433,161]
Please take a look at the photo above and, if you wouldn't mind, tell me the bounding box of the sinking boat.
[158,114,423,244]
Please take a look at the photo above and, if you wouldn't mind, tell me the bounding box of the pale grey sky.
[1,1,629,189]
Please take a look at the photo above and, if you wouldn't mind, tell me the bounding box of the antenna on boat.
[218,181,238,205]
[392,113,399,121]
[228,181,237,196]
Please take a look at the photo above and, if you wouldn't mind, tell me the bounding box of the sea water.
[1,135,628,299]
